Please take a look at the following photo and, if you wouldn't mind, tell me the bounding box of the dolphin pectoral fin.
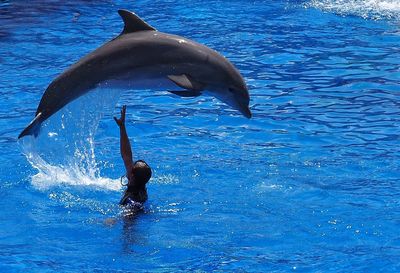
[167,74,204,91]
[168,90,202,98]
[18,112,43,139]
[118,10,156,35]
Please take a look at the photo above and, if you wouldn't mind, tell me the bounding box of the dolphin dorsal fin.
[118,10,156,34]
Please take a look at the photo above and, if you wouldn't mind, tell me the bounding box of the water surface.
[0,0,399,271]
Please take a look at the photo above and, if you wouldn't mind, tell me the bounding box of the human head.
[129,160,152,188]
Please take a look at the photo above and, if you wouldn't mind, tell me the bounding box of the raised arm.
[114,105,134,175]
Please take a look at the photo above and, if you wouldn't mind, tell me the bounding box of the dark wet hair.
[130,160,152,187]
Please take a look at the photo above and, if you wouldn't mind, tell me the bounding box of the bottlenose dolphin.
[18,10,251,139]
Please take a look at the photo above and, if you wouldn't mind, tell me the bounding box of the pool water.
[1,0,399,271]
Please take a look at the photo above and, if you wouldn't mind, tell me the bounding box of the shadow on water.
[121,212,145,254]
[0,0,117,41]
[103,209,148,254]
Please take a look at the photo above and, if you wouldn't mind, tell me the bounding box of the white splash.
[23,149,121,191]
[306,0,400,20]
[20,88,121,191]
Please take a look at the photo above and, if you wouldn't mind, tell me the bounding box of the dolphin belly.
[99,70,182,91]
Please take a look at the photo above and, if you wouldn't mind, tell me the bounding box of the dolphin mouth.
[240,106,252,118]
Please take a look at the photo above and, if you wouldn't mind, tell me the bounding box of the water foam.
[306,0,400,20]
[20,88,121,191]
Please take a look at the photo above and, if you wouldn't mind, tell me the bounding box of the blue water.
[1,0,400,271]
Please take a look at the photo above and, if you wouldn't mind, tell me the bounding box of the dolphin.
[18,10,251,139]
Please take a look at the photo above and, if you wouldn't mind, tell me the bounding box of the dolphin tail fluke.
[18,112,43,139]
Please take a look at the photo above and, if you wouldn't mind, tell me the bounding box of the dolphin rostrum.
[18,10,251,139]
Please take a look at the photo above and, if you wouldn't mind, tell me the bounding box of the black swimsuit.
[120,187,148,211]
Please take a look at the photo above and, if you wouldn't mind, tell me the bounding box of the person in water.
[114,105,152,210]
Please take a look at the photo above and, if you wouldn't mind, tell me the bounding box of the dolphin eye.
[228,87,235,93]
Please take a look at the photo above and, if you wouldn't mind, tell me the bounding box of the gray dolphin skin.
[18,10,251,139]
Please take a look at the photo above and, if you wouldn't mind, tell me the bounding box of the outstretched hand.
[114,105,126,127]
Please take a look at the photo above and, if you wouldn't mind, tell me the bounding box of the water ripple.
[0,0,399,271]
